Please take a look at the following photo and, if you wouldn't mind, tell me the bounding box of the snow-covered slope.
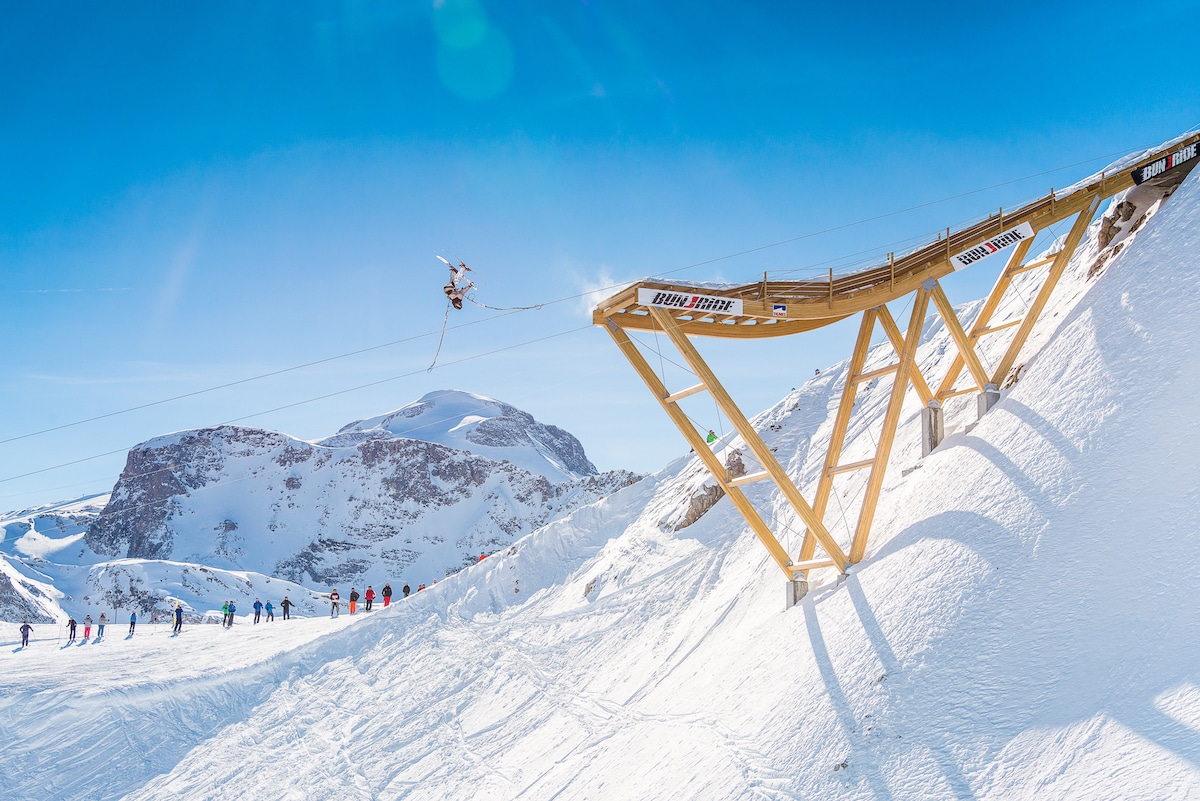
[4,157,1200,800]
[0,394,638,625]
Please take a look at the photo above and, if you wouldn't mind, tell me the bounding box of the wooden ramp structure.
[592,133,1200,600]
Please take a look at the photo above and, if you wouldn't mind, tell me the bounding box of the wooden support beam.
[939,385,982,400]
[727,470,771,488]
[854,363,900,384]
[934,237,1034,400]
[876,304,934,406]
[850,286,931,564]
[664,383,707,404]
[930,281,991,391]
[990,194,1101,385]
[603,317,798,576]
[974,319,1022,337]
[1007,254,1056,275]
[801,309,879,564]
[790,558,837,572]
[827,458,875,476]
[647,307,850,571]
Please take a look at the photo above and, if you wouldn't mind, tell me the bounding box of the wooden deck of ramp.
[593,132,1200,589]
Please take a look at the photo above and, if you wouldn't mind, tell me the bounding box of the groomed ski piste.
[4,160,1200,800]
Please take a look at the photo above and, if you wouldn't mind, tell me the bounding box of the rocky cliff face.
[84,395,639,588]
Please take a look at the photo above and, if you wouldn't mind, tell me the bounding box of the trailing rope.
[427,301,452,372]
[465,295,545,312]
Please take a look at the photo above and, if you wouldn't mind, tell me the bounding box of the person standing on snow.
[329,589,341,618]
[66,617,78,644]
[381,583,392,607]
[128,612,137,636]
[364,585,375,612]
[97,612,107,640]
[19,621,32,648]
[226,601,237,627]
[221,601,229,627]
[348,588,360,615]
[281,596,293,621]
[83,614,93,639]
[173,604,183,634]
[402,582,411,599]
[253,598,263,624]
[265,600,274,622]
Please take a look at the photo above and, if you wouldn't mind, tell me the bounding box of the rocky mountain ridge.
[2,393,639,620]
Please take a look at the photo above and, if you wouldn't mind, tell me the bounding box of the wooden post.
[876,305,934,406]
[603,317,798,576]
[929,281,990,391]
[990,194,1100,385]
[800,309,879,563]
[647,307,849,570]
[849,286,931,564]
[934,237,1034,400]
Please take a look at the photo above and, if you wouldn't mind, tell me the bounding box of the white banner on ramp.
[637,288,743,316]
[950,222,1035,271]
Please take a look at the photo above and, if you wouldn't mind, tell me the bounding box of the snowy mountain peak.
[323,389,597,482]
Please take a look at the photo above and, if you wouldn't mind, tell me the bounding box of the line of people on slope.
[217,596,299,627]
[16,568,464,648]
[17,611,134,648]
[325,581,416,617]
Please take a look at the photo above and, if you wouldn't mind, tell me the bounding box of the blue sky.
[2,0,1198,507]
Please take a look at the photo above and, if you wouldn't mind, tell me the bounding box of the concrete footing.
[977,383,1001,419]
[786,575,809,609]
[921,399,944,457]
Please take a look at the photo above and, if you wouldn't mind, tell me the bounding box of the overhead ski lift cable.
[624,330,726,440]
[0,308,527,447]
[1,395,545,514]
[0,139,1171,451]
[0,324,592,485]
[0,393,543,502]
[8,322,712,492]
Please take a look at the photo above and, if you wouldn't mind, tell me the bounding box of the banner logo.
[950,222,1035,271]
[638,288,743,316]
[1131,142,1199,185]
[772,304,787,318]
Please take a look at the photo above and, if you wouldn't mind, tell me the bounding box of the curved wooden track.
[593,133,1200,597]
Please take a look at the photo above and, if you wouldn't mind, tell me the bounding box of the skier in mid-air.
[440,258,474,310]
